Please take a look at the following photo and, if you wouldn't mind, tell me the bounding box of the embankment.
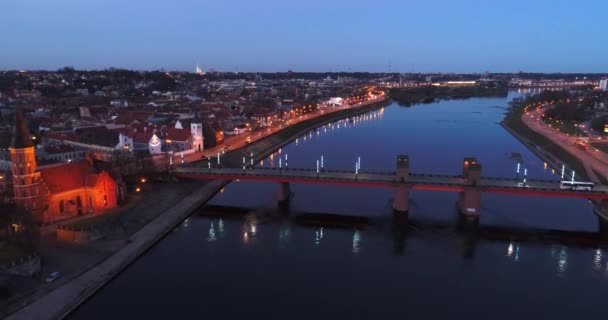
[501,102,588,180]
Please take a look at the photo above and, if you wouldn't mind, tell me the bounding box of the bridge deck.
[173,166,608,199]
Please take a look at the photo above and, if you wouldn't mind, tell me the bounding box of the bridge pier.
[393,155,410,214]
[458,157,482,219]
[392,209,408,256]
[595,200,608,238]
[277,182,291,211]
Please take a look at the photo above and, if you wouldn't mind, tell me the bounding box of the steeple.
[192,111,202,124]
[11,108,34,149]
[9,107,44,221]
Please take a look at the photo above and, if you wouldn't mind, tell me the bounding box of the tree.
[6,205,38,252]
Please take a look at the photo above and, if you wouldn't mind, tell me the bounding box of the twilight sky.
[1,0,606,73]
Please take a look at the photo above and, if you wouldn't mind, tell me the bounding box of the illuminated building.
[191,112,204,152]
[195,64,204,75]
[9,109,119,224]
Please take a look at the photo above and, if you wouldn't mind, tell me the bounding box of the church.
[9,109,119,224]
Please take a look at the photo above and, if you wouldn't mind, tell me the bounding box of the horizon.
[2,0,607,73]
[3,68,608,76]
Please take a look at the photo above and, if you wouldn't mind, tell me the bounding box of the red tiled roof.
[43,144,76,154]
[162,128,191,142]
[43,131,78,142]
[132,131,154,144]
[114,111,152,125]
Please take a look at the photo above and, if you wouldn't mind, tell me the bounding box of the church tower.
[191,112,204,152]
[9,108,44,222]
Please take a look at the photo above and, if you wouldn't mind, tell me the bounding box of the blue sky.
[1,0,606,72]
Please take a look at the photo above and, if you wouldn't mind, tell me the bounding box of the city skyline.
[2,0,608,73]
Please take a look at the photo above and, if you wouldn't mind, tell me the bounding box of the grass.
[64,214,121,231]
[502,102,589,180]
[541,117,586,136]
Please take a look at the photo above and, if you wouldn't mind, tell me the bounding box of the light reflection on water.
[69,95,608,320]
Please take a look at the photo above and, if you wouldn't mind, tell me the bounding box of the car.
[46,271,61,283]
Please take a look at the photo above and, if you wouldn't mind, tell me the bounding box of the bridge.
[173,155,608,218]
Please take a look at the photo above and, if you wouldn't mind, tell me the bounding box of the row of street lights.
[517,162,576,187]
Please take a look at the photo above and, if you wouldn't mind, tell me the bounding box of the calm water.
[70,94,608,319]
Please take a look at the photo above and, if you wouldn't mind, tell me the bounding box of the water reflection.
[241,215,259,246]
[278,224,291,249]
[553,246,568,277]
[259,109,385,168]
[593,249,603,271]
[314,227,324,246]
[207,222,216,242]
[352,231,361,253]
[71,96,608,320]
[506,242,520,262]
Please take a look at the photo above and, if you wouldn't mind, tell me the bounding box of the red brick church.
[9,109,119,224]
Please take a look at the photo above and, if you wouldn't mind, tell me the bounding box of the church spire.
[11,107,34,149]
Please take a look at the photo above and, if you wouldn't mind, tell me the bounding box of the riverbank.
[501,101,590,180]
[4,96,390,320]
[388,85,508,106]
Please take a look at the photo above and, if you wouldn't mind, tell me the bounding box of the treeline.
[387,84,508,106]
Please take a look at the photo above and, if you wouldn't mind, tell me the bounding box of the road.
[522,106,608,182]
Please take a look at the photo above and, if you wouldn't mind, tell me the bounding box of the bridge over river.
[173,155,608,218]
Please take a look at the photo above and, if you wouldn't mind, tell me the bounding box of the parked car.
[46,271,61,283]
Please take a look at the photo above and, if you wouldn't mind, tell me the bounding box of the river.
[69,93,608,319]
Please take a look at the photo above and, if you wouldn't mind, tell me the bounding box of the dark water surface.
[70,94,608,319]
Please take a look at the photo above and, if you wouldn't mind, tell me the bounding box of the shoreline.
[4,97,390,320]
[500,102,591,181]
[500,99,608,224]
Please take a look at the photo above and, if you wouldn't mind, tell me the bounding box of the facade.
[328,97,343,106]
[9,109,119,224]
[149,134,162,154]
[9,110,45,218]
[600,79,608,91]
[191,113,204,152]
